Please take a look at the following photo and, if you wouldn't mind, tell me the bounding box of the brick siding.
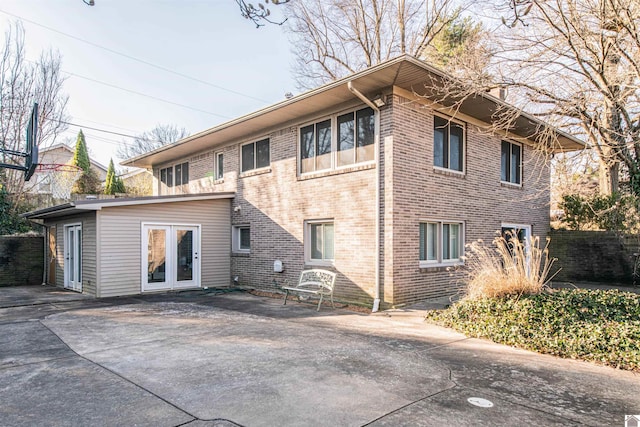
[0,235,44,286]
[386,93,551,305]
[549,230,639,283]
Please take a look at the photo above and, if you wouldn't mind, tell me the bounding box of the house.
[28,143,109,195]
[120,167,153,196]
[24,56,583,307]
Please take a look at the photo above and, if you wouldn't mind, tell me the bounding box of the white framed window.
[159,162,189,195]
[419,220,464,267]
[299,106,375,174]
[433,115,465,173]
[241,138,270,173]
[501,141,522,185]
[305,220,334,265]
[215,151,224,180]
[232,225,250,253]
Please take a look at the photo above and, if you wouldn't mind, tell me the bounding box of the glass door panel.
[142,225,171,291]
[148,229,167,283]
[174,226,199,289]
[64,224,82,292]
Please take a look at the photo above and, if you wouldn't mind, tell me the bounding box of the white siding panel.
[98,199,231,297]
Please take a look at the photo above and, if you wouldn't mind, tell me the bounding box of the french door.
[64,224,82,292]
[142,224,200,292]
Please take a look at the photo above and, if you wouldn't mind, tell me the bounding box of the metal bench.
[282,269,337,311]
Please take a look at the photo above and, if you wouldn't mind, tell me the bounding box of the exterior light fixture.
[373,95,386,108]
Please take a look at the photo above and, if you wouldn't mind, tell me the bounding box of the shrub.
[559,192,640,232]
[426,289,640,371]
[463,233,557,299]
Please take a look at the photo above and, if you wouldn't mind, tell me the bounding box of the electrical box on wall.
[273,260,283,273]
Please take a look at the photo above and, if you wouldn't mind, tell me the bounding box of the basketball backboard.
[24,103,39,181]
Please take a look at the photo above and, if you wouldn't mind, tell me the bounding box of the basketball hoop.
[36,164,83,200]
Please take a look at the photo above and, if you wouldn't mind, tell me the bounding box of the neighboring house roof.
[40,143,109,173]
[23,192,235,220]
[119,167,152,180]
[123,55,585,169]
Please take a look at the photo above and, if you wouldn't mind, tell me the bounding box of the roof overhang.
[23,192,235,220]
[122,55,584,169]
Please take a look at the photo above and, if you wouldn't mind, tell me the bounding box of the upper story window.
[434,115,464,172]
[160,166,173,188]
[501,141,522,185]
[300,107,375,174]
[159,162,188,194]
[419,220,464,267]
[241,138,270,173]
[215,152,224,180]
[174,162,189,186]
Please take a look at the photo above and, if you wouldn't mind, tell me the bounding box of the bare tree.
[479,0,640,196]
[0,23,68,209]
[236,0,290,27]
[117,124,189,160]
[285,0,465,89]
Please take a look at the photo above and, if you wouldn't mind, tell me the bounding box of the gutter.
[347,81,381,313]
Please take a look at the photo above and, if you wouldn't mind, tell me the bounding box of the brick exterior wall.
[386,92,551,305]
[0,236,44,286]
[549,230,638,283]
[152,88,552,307]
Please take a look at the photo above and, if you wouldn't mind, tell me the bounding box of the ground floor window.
[305,220,334,265]
[232,225,250,253]
[419,220,464,266]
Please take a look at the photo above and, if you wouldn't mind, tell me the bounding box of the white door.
[64,224,82,292]
[174,226,199,289]
[142,224,200,292]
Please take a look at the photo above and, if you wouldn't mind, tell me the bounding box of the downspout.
[347,81,381,312]
[42,225,48,286]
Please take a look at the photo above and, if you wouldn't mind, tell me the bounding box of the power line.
[63,69,231,119]
[21,57,233,119]
[57,119,149,141]
[0,8,271,104]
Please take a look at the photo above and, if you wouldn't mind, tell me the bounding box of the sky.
[0,0,296,168]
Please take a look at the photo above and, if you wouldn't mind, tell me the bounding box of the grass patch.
[426,288,640,371]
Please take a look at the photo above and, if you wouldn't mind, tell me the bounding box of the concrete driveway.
[0,286,638,426]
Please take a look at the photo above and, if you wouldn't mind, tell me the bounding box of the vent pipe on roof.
[488,86,507,101]
[347,81,382,313]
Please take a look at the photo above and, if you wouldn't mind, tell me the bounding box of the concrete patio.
[0,285,638,426]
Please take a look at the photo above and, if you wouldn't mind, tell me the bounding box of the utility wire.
[63,70,231,119]
[21,57,233,119]
[0,8,271,104]
[49,117,171,145]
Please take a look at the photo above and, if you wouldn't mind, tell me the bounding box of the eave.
[122,55,584,169]
[22,192,235,220]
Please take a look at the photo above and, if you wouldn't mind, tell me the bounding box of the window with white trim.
[501,141,522,184]
[419,221,464,265]
[159,162,188,195]
[215,152,224,180]
[300,107,375,174]
[433,116,465,172]
[305,220,334,264]
[241,138,270,173]
[232,225,250,253]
